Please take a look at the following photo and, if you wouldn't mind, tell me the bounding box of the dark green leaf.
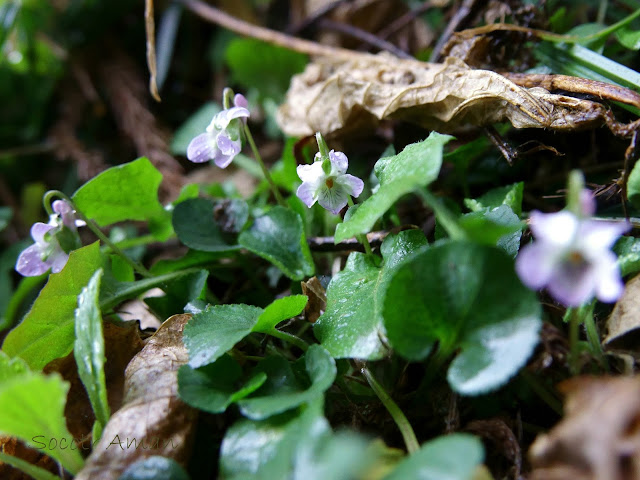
[178,355,267,414]
[2,242,103,370]
[173,198,239,252]
[225,39,307,101]
[0,206,12,232]
[627,159,640,209]
[383,241,541,395]
[72,158,164,227]
[184,304,263,368]
[384,433,484,480]
[335,133,451,243]
[74,268,110,434]
[238,345,336,419]
[315,231,427,360]
[118,456,190,480]
[458,205,523,257]
[464,182,524,216]
[145,269,209,319]
[238,206,314,280]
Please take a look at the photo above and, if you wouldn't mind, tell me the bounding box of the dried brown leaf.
[0,436,58,480]
[301,276,326,323]
[604,274,640,357]
[529,376,640,480]
[277,53,636,138]
[74,314,196,480]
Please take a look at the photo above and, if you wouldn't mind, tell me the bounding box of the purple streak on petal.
[187,133,217,163]
[579,220,630,251]
[214,134,240,168]
[340,174,364,198]
[546,260,598,307]
[234,93,248,109]
[579,189,596,217]
[31,222,55,245]
[329,150,348,172]
[515,242,557,290]
[15,244,50,276]
[296,162,324,183]
[296,182,317,208]
[50,250,70,273]
[529,210,578,246]
[318,184,348,215]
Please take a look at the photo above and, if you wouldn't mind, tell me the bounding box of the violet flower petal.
[529,210,578,246]
[31,222,56,246]
[515,242,558,290]
[15,244,51,277]
[317,183,349,215]
[187,132,217,163]
[339,174,364,198]
[214,134,241,169]
[296,182,317,208]
[328,150,348,172]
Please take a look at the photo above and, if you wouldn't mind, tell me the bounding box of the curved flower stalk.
[297,145,364,215]
[515,189,629,307]
[15,200,84,276]
[186,93,250,168]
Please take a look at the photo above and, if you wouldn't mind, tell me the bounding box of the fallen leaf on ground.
[604,274,640,357]
[301,276,326,323]
[278,53,637,138]
[74,314,197,480]
[529,376,640,480]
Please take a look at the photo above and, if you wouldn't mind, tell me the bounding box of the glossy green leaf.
[239,206,314,280]
[2,242,102,370]
[74,268,110,433]
[172,198,239,252]
[145,269,209,319]
[335,133,451,243]
[184,304,263,368]
[464,182,524,216]
[178,354,267,414]
[226,38,307,101]
[458,205,523,257]
[616,27,640,50]
[0,372,84,474]
[238,345,336,419]
[220,398,372,480]
[315,231,428,360]
[384,433,484,480]
[614,236,640,276]
[118,456,190,480]
[383,241,541,395]
[72,158,164,227]
[253,295,308,333]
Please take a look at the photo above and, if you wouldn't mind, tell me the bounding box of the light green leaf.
[383,241,541,395]
[458,205,523,257]
[627,160,640,209]
[384,433,484,480]
[0,350,29,381]
[74,268,110,434]
[184,304,263,368]
[614,236,640,277]
[72,158,164,227]
[0,452,62,480]
[616,27,640,51]
[253,295,308,333]
[464,182,524,216]
[2,242,102,370]
[238,345,336,419]
[239,206,314,280]
[335,133,451,243]
[0,372,84,474]
[315,231,427,360]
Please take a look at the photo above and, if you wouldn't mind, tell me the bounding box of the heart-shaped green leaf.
[72,157,164,227]
[383,241,541,395]
[335,133,451,242]
[253,295,308,333]
[239,206,314,280]
[315,231,428,360]
[172,198,240,252]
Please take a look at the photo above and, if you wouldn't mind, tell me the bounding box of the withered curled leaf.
[529,376,640,480]
[74,314,197,480]
[277,53,635,138]
[604,274,640,357]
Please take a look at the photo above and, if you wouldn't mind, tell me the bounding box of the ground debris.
[278,52,639,139]
[529,376,640,480]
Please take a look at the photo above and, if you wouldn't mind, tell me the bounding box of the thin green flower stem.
[417,188,467,241]
[347,196,373,255]
[43,191,153,278]
[268,328,309,352]
[568,307,581,375]
[583,305,609,371]
[242,123,286,207]
[360,364,419,454]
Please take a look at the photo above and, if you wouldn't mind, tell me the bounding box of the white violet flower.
[15,200,84,277]
[296,149,364,215]
[515,190,629,307]
[186,93,250,168]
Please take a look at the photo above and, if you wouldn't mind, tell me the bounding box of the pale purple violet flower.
[296,150,364,215]
[515,191,629,307]
[15,200,84,276]
[186,94,250,168]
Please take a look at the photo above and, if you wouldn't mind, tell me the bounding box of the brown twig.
[430,0,485,62]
